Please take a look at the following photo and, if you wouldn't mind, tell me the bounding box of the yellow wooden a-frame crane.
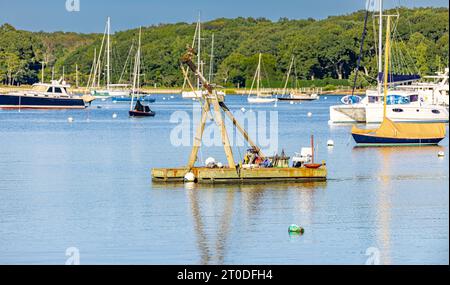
[151,47,327,184]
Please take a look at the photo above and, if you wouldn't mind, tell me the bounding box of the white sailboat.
[247,53,277,104]
[278,56,319,101]
[89,17,131,99]
[129,27,154,117]
[329,0,448,124]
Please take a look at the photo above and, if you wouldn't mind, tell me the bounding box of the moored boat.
[111,94,155,103]
[329,1,449,124]
[278,91,319,101]
[351,119,446,146]
[0,80,92,109]
[247,53,277,104]
[351,14,446,146]
[128,27,155,118]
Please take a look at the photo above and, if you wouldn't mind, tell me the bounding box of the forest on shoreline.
[0,7,448,89]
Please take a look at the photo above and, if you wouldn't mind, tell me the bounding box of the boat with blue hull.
[0,80,94,109]
[352,133,444,146]
[351,14,446,147]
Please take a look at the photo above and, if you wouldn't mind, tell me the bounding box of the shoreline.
[0,85,366,96]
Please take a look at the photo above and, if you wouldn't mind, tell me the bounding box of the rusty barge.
[151,47,327,184]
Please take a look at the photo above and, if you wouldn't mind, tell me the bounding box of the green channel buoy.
[288,224,304,234]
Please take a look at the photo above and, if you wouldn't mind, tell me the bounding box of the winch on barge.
[151,47,327,184]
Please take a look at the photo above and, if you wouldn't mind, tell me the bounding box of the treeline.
[0,7,448,88]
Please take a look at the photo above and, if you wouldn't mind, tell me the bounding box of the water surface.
[0,95,448,264]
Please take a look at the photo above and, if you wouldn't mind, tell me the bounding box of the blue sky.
[0,0,448,33]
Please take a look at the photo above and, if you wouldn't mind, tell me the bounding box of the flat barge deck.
[151,166,327,184]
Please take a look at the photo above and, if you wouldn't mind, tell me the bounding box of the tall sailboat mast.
[107,17,111,91]
[208,33,214,83]
[137,27,141,94]
[383,16,391,119]
[283,56,295,96]
[130,27,142,110]
[197,13,201,90]
[257,53,262,96]
[377,0,383,96]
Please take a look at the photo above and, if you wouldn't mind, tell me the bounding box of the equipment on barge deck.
[151,46,327,184]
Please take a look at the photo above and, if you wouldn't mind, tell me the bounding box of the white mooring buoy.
[205,157,216,167]
[184,172,196,182]
[67,117,74,123]
[438,151,445,157]
[327,139,334,147]
[241,107,246,113]
[112,113,118,119]
[307,112,312,117]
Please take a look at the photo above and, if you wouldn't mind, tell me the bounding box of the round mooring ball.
[288,224,304,234]
[205,157,216,166]
[184,172,196,182]
[327,139,335,147]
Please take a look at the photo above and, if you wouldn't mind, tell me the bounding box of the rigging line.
[248,60,258,96]
[119,40,135,84]
[281,56,294,96]
[293,59,299,90]
[395,0,420,75]
[351,7,370,97]
[398,36,420,75]
[392,17,410,75]
[92,23,108,88]
[372,15,379,74]
[261,58,271,90]
[393,41,402,74]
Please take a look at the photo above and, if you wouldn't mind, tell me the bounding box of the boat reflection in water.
[153,182,326,264]
[351,145,446,264]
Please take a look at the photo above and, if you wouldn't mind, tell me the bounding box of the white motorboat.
[330,89,449,123]
[0,79,94,109]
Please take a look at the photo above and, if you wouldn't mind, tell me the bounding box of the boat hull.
[248,97,277,103]
[0,94,86,109]
[152,166,327,184]
[365,104,449,123]
[352,133,444,146]
[129,110,155,117]
[329,105,366,123]
[329,103,449,123]
[278,97,317,101]
[111,95,155,103]
[91,90,130,98]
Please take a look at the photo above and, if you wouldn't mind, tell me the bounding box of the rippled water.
[0,95,448,264]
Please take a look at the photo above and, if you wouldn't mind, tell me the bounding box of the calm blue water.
[0,95,448,265]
